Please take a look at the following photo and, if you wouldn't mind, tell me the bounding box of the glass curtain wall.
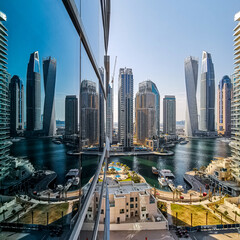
[0,0,106,238]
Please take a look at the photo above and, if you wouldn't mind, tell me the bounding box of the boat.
[11,138,21,142]
[158,177,168,187]
[152,167,159,175]
[159,169,175,178]
[73,177,80,186]
[167,179,176,191]
[177,185,184,192]
[66,169,79,179]
[165,143,175,148]
[179,140,189,145]
[52,139,62,144]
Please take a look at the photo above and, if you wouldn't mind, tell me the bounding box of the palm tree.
[116,162,120,166]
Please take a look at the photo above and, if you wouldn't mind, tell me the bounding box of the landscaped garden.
[171,204,222,226]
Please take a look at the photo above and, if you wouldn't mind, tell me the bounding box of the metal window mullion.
[68,147,106,240]
[91,158,107,240]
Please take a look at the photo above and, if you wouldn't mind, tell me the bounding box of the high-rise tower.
[9,75,24,136]
[184,56,199,137]
[26,51,41,131]
[0,11,11,180]
[217,75,232,137]
[43,57,56,136]
[231,11,240,185]
[135,80,159,143]
[118,68,133,150]
[200,51,215,132]
[65,95,78,136]
[163,95,176,135]
[106,84,113,143]
[81,80,98,146]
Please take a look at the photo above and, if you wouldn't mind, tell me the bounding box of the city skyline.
[1,1,239,122]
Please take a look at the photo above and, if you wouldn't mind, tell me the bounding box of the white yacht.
[158,177,168,187]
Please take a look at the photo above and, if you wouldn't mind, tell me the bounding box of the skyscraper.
[106,84,113,143]
[26,51,41,131]
[118,68,133,150]
[65,95,78,136]
[200,51,215,132]
[135,80,159,143]
[81,80,98,146]
[0,11,11,180]
[184,56,199,137]
[99,68,105,149]
[163,95,176,135]
[43,57,56,136]
[9,75,24,136]
[217,75,232,137]
[231,11,240,185]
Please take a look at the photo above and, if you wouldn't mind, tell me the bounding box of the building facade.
[118,68,133,150]
[163,95,176,135]
[99,68,105,149]
[200,51,215,132]
[43,57,56,136]
[135,80,158,143]
[231,11,240,185]
[81,80,99,146]
[106,84,113,143]
[217,75,232,137]
[86,181,167,228]
[26,51,41,132]
[184,56,199,137]
[0,12,11,180]
[9,75,24,136]
[65,95,78,137]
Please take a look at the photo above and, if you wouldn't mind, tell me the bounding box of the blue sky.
[109,0,240,121]
[1,0,240,122]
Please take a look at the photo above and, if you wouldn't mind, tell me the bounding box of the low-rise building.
[85,181,168,230]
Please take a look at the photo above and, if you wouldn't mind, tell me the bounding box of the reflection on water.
[10,138,231,190]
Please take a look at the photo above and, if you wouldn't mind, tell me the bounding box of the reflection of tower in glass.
[184,56,198,137]
[200,51,215,132]
[81,80,98,146]
[136,80,159,143]
[99,68,105,149]
[118,68,133,150]
[43,57,56,136]
[106,84,113,143]
[65,95,78,136]
[0,11,11,179]
[26,51,41,131]
[9,75,24,136]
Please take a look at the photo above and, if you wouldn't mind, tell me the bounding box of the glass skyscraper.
[65,95,78,136]
[81,79,99,146]
[184,56,199,137]
[217,75,232,137]
[106,84,113,143]
[163,95,176,135]
[26,51,41,132]
[9,75,24,136]
[118,68,133,150]
[42,57,57,136]
[200,51,215,132]
[135,80,159,143]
